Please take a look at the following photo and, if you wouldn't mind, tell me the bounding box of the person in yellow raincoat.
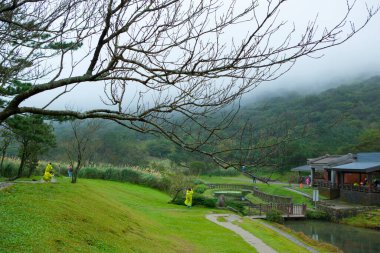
[43,162,54,182]
[184,188,193,208]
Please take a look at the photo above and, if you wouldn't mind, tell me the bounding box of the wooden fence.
[207,184,253,191]
[247,202,307,217]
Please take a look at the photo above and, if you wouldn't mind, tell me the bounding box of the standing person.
[184,188,193,208]
[305,176,310,186]
[68,165,73,178]
[42,162,54,182]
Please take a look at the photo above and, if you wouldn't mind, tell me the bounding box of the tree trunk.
[71,163,81,184]
[8,151,26,181]
[0,150,5,177]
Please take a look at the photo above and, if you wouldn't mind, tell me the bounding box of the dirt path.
[206,214,277,253]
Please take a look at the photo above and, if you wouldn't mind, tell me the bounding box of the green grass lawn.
[199,175,253,184]
[1,178,256,253]
[255,183,314,207]
[340,209,380,229]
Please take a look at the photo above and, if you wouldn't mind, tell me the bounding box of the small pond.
[284,220,380,253]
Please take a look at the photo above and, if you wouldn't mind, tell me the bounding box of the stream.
[284,220,380,253]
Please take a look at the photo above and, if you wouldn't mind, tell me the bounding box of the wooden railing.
[207,184,253,191]
[315,180,380,193]
[341,184,380,193]
[246,202,307,217]
[314,179,339,189]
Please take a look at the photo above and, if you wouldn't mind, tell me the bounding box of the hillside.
[0,179,256,252]
[45,76,380,170]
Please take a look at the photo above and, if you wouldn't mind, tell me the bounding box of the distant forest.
[46,76,380,171]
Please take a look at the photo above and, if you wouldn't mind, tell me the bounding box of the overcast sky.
[25,0,380,109]
[248,0,380,98]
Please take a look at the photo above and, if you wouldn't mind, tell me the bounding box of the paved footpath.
[206,214,277,253]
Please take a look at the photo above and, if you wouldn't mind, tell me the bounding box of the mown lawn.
[0,178,255,253]
[199,175,253,184]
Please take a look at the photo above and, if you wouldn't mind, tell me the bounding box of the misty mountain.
[46,76,380,169]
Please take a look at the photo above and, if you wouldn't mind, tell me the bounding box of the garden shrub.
[103,168,121,181]
[78,168,104,179]
[2,163,18,178]
[203,167,239,177]
[306,209,330,220]
[194,184,207,194]
[79,167,171,193]
[225,200,246,214]
[193,178,205,185]
[266,210,284,224]
[192,194,217,208]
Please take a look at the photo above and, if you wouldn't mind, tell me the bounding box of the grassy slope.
[1,178,255,253]
[340,209,380,229]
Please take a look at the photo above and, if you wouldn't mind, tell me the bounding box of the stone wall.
[317,204,376,221]
[340,189,380,206]
[318,187,340,199]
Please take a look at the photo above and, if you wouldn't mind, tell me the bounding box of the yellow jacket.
[184,189,193,207]
[42,164,54,182]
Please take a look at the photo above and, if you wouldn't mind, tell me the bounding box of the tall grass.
[79,166,171,192]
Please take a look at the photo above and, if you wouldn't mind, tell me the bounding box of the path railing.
[207,183,253,191]
[315,180,380,193]
[247,202,307,217]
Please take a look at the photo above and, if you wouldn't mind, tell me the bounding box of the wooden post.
[311,168,315,185]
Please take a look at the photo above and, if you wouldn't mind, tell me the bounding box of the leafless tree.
[0,0,378,168]
[64,119,102,183]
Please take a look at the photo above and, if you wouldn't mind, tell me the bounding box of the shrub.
[103,168,121,181]
[225,200,246,214]
[203,167,239,177]
[266,210,284,224]
[120,169,140,183]
[2,163,18,178]
[194,184,207,194]
[78,168,104,179]
[306,210,330,220]
[192,194,217,208]
[193,178,205,185]
[79,167,171,193]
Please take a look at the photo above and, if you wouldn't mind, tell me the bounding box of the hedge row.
[78,167,171,192]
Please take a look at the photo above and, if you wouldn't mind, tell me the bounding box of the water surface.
[285,220,380,253]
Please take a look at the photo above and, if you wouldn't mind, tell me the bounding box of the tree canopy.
[0,0,378,167]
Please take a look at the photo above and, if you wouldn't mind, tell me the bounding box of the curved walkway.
[206,214,277,253]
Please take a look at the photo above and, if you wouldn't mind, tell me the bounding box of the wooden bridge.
[246,202,307,218]
[207,183,306,218]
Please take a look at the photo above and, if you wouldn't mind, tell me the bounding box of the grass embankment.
[0,178,255,253]
[255,183,313,207]
[340,209,380,229]
[234,218,310,253]
[268,222,343,253]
